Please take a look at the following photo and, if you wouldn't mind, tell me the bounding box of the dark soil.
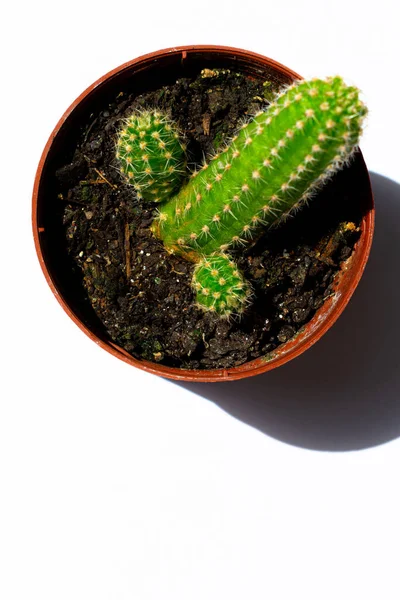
[56,68,362,370]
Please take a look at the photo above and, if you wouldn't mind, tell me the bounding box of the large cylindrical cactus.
[152,76,366,259]
[116,76,367,317]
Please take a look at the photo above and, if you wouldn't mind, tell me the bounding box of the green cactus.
[192,253,252,317]
[116,110,186,202]
[117,76,367,318]
[152,76,366,259]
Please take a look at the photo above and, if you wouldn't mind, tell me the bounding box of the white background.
[2,1,400,598]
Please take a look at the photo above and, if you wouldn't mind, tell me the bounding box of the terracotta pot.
[32,45,374,382]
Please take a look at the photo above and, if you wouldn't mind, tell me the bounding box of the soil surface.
[56,69,362,370]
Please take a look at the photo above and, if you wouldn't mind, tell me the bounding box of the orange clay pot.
[32,45,374,382]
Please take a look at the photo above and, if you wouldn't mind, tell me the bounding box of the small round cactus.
[192,253,251,318]
[116,110,187,202]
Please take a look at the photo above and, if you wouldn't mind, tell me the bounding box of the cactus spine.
[152,76,367,259]
[117,77,367,317]
[116,110,186,203]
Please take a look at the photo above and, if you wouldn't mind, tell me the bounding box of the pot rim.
[32,44,375,382]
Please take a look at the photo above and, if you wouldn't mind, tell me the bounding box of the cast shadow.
[177,173,400,452]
